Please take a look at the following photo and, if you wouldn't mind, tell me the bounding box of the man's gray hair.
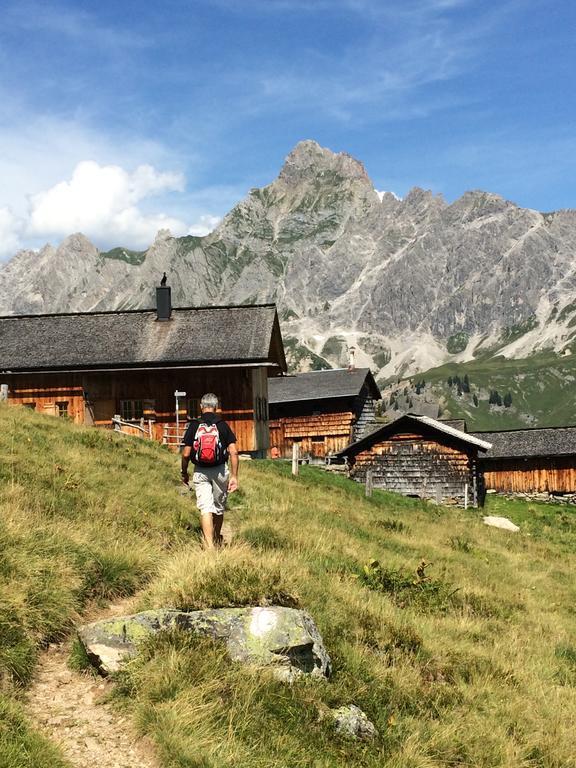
[200,392,219,411]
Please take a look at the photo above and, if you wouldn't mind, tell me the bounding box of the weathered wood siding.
[4,366,271,454]
[483,457,576,493]
[349,432,477,505]
[2,374,88,424]
[269,412,354,458]
[352,392,377,442]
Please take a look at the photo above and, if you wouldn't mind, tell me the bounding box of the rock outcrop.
[78,606,331,680]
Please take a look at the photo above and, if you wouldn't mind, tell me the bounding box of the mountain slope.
[3,140,576,408]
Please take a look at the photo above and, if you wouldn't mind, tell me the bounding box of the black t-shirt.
[183,412,237,466]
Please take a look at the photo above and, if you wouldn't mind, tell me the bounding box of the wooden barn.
[338,413,492,506]
[471,426,576,496]
[268,367,381,459]
[0,287,286,455]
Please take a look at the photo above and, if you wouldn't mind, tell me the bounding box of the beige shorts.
[192,465,229,516]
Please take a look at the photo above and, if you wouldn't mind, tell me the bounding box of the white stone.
[483,516,520,532]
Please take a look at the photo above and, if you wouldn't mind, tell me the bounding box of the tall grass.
[117,461,576,767]
[2,406,576,766]
[0,404,194,764]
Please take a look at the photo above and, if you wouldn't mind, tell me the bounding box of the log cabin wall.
[270,412,355,458]
[2,373,87,424]
[482,457,576,494]
[4,365,271,454]
[349,431,478,505]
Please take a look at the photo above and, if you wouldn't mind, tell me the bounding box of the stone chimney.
[348,346,356,371]
[156,285,172,321]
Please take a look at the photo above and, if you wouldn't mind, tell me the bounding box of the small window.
[311,437,324,443]
[120,400,143,421]
[56,401,69,417]
[23,402,36,410]
[187,398,200,419]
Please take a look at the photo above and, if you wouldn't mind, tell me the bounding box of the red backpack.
[193,422,225,465]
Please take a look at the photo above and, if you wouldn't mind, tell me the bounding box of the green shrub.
[447,332,469,354]
[376,519,409,534]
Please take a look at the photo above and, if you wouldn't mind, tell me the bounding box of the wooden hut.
[338,413,492,506]
[471,426,576,496]
[268,368,381,459]
[0,287,286,455]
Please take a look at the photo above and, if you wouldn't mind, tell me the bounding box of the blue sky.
[0,0,575,256]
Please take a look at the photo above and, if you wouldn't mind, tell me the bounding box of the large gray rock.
[77,606,331,680]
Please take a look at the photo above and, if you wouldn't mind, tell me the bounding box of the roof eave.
[1,358,282,375]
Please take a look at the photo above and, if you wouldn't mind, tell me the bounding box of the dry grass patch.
[139,543,300,611]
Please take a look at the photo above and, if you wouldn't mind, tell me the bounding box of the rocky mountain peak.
[2,140,576,390]
[279,140,371,186]
[58,233,98,257]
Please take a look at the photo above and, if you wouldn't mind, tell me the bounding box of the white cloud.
[188,214,221,236]
[376,189,401,201]
[0,207,22,258]
[28,160,189,248]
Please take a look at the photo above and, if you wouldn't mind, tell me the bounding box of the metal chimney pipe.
[156,286,172,321]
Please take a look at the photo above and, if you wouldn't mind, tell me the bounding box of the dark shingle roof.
[268,368,381,404]
[470,426,576,459]
[0,304,286,372]
[338,413,491,457]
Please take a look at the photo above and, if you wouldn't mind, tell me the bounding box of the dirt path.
[26,600,159,768]
[26,523,236,767]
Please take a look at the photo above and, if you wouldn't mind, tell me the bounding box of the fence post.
[292,442,300,476]
[162,425,168,445]
[365,468,373,497]
[464,482,469,510]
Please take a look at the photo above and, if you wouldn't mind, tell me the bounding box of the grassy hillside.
[389,350,576,430]
[2,405,576,767]
[0,404,193,766]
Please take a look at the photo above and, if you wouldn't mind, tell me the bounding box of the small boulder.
[483,516,520,532]
[78,606,331,679]
[332,704,377,741]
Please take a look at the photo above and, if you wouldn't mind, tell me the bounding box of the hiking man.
[181,393,239,548]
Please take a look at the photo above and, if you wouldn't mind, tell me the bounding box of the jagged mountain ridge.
[2,139,576,381]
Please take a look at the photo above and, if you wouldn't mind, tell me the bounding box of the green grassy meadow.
[1,405,576,767]
[417,350,576,430]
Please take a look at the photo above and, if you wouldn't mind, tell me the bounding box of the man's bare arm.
[228,442,239,492]
[181,445,192,484]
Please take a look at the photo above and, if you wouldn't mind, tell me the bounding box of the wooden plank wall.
[350,432,475,504]
[269,412,354,458]
[482,457,576,493]
[352,395,377,442]
[4,366,271,454]
[2,374,87,424]
[251,367,270,453]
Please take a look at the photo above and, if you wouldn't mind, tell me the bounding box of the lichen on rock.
[77,606,331,679]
